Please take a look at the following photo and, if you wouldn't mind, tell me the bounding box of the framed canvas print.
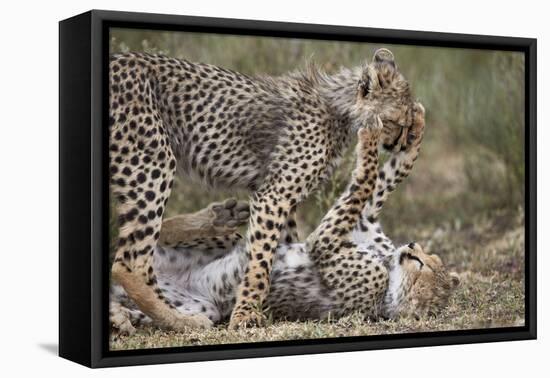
[59,10,536,368]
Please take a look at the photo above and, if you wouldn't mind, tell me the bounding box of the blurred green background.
[109,28,525,246]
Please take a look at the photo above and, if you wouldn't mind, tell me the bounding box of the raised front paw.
[405,102,425,149]
[229,305,266,329]
[209,198,250,231]
[358,115,383,146]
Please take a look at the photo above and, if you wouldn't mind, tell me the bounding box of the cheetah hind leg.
[159,198,249,250]
[110,123,213,331]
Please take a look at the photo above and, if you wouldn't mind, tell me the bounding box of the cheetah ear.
[372,48,398,88]
[449,272,461,288]
[373,48,395,65]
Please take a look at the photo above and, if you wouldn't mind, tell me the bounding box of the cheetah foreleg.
[306,119,382,260]
[361,102,426,222]
[229,187,295,328]
[303,121,386,312]
[280,205,300,244]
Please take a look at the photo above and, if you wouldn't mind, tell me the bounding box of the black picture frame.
[59,9,537,368]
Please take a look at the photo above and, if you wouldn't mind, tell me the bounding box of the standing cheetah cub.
[109,48,415,329]
[110,103,460,335]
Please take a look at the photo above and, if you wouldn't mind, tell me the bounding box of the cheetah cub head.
[389,242,460,319]
[355,48,415,152]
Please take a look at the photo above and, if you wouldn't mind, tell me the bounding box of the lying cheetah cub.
[111,103,459,335]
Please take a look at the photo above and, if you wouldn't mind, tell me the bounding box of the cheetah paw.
[405,102,425,148]
[228,309,266,329]
[110,311,136,337]
[209,198,250,231]
[187,313,214,329]
[172,313,214,331]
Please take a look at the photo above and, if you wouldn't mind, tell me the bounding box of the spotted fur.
[109,48,415,330]
[110,105,460,335]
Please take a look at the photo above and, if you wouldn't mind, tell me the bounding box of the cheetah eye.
[411,256,424,269]
[400,252,424,269]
